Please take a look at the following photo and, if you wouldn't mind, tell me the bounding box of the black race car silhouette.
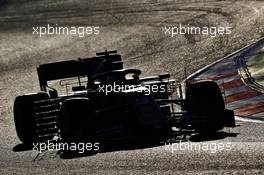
[14,50,235,152]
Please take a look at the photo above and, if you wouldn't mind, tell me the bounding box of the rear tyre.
[14,92,49,144]
[185,80,226,133]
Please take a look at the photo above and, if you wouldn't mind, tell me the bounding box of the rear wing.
[37,51,123,91]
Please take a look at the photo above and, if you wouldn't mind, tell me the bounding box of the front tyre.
[185,80,227,134]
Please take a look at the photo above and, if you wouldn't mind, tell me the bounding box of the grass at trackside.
[247,49,264,86]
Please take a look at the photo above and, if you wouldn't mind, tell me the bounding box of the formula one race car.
[14,50,235,151]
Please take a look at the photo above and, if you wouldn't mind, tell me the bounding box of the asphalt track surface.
[1,0,264,174]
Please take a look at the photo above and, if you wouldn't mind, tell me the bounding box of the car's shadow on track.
[189,131,238,142]
[12,131,238,159]
[13,143,34,152]
[59,141,164,159]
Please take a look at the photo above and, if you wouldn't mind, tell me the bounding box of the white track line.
[235,116,264,124]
